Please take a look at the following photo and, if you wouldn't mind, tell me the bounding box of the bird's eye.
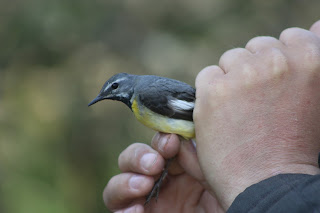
[111,82,118,89]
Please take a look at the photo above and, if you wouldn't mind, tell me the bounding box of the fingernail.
[159,134,170,152]
[152,132,161,144]
[140,153,157,171]
[129,175,145,190]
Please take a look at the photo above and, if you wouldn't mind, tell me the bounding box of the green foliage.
[0,0,319,212]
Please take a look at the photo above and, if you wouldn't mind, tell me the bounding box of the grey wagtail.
[88,72,195,204]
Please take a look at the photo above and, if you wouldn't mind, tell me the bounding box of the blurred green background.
[0,0,319,212]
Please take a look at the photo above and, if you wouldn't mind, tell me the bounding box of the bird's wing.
[137,77,195,121]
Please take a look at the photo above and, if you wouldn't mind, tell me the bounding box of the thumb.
[177,139,205,181]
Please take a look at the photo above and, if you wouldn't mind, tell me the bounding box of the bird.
[88,72,195,204]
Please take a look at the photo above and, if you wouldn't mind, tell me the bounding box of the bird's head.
[88,73,136,109]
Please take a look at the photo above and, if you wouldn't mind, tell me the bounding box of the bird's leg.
[144,157,174,205]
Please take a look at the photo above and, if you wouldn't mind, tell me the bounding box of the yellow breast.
[131,99,195,139]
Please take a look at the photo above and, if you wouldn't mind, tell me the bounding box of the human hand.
[194,20,320,210]
[103,133,223,213]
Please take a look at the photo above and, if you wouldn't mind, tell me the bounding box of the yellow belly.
[132,99,195,139]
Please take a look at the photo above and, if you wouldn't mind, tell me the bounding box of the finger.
[151,133,185,175]
[245,36,284,53]
[310,20,320,38]
[219,48,252,74]
[195,65,226,104]
[118,143,165,175]
[103,173,153,211]
[254,47,289,77]
[280,27,320,71]
[167,157,185,175]
[194,66,227,126]
[178,139,204,181]
[280,27,320,48]
[151,133,180,159]
[195,65,225,89]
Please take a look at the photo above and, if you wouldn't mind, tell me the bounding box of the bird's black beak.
[88,95,104,106]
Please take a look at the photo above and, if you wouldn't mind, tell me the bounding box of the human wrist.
[198,139,320,210]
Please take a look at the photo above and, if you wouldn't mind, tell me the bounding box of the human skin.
[103,20,320,212]
[194,20,320,209]
[103,134,223,213]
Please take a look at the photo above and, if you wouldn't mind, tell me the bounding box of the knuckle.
[133,146,147,164]
[196,65,225,99]
[303,43,320,71]
[118,143,150,171]
[310,20,320,37]
[280,27,313,45]
[219,49,236,65]
[118,144,134,162]
[241,63,258,85]
[252,47,288,80]
[195,65,219,87]
[219,48,250,70]
[246,36,278,50]
[280,27,320,72]
[269,48,289,76]
[220,48,246,59]
[280,27,303,40]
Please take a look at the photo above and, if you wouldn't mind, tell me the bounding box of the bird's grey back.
[134,75,195,121]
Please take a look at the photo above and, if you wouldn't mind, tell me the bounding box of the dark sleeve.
[227,174,320,213]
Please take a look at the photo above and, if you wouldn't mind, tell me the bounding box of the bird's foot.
[144,158,174,205]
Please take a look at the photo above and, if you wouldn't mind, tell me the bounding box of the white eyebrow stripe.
[169,99,195,111]
[103,77,128,92]
[114,77,128,83]
[104,84,111,92]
